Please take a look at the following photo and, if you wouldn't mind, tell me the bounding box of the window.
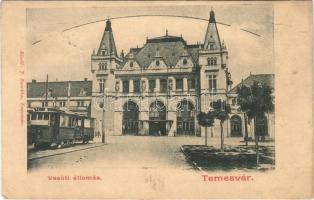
[99,62,107,70]
[208,75,217,91]
[149,80,156,93]
[84,119,91,128]
[99,79,105,93]
[232,98,237,106]
[130,62,134,68]
[60,115,65,127]
[133,80,140,93]
[42,102,48,107]
[99,62,104,70]
[31,114,37,120]
[156,60,160,66]
[183,59,188,65]
[160,79,167,93]
[28,102,31,108]
[77,119,82,127]
[77,101,84,107]
[176,79,183,91]
[207,57,217,66]
[123,80,129,93]
[44,113,50,120]
[188,79,195,90]
[38,113,43,120]
[59,101,66,107]
[210,44,214,50]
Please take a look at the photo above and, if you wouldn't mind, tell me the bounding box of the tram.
[27,108,95,148]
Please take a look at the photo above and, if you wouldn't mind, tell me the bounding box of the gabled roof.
[229,74,275,93]
[122,35,198,68]
[146,35,187,45]
[187,44,203,65]
[27,80,93,98]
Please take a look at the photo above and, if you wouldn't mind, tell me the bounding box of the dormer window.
[156,60,160,66]
[183,58,188,65]
[79,87,87,96]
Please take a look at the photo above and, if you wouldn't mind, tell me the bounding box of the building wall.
[27,97,92,116]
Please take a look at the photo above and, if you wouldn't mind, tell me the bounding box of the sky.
[26,4,274,86]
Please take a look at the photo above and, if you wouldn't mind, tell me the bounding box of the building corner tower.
[91,19,122,136]
[198,10,232,137]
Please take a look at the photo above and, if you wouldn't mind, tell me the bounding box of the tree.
[197,111,215,146]
[236,81,274,165]
[236,85,251,145]
[211,99,231,152]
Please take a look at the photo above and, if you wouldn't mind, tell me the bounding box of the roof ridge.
[27,80,92,84]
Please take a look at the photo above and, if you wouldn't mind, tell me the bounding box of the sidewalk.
[28,142,105,160]
[199,136,275,147]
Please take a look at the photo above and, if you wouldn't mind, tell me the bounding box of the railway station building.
[26,10,275,140]
[90,10,234,137]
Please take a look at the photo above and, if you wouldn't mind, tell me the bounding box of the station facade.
[90,10,234,137]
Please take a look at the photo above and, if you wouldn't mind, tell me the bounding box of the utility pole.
[210,87,214,137]
[45,74,48,108]
[102,88,107,144]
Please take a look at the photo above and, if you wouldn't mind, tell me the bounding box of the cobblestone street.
[28,135,274,172]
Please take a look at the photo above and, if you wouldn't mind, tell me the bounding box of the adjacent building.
[27,79,93,117]
[228,73,275,140]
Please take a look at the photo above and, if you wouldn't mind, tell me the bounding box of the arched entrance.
[230,115,242,137]
[255,115,268,137]
[149,100,166,136]
[176,100,195,136]
[122,100,139,135]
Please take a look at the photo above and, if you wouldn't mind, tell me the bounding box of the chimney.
[32,79,36,83]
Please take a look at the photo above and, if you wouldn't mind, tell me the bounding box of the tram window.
[38,113,43,120]
[90,119,95,128]
[73,118,78,127]
[31,113,37,120]
[72,118,78,127]
[65,116,70,127]
[77,119,82,126]
[60,115,66,127]
[84,119,91,128]
[43,113,49,120]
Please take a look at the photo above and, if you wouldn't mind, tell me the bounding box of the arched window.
[230,115,242,137]
[122,101,139,135]
[176,100,195,136]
